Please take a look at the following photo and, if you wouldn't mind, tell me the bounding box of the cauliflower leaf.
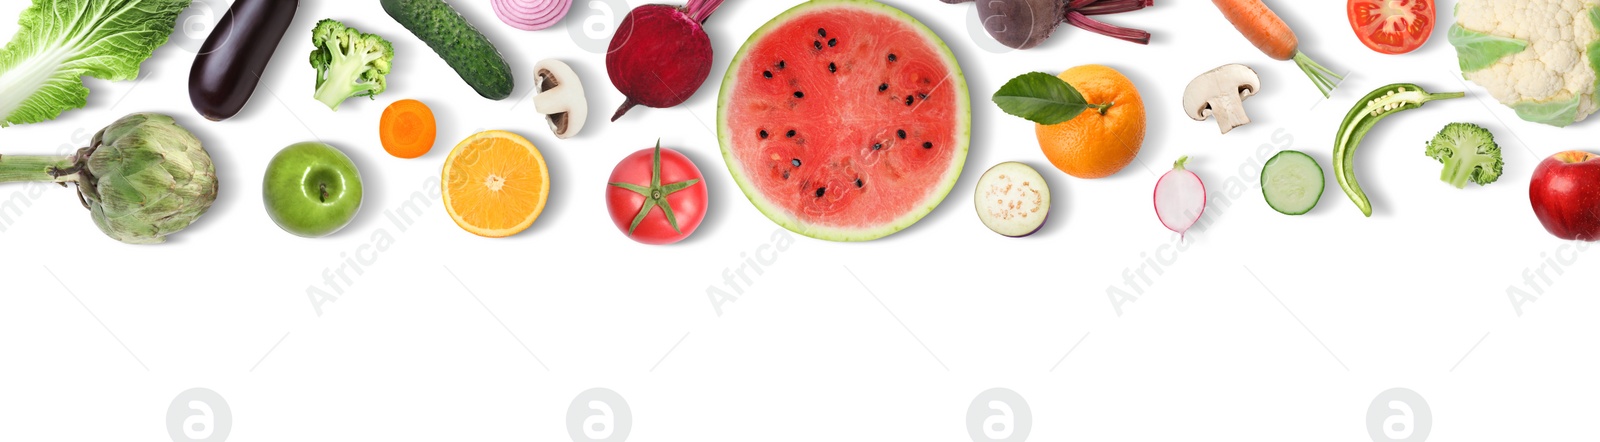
[1448,24,1528,73]
[1513,97,1583,127]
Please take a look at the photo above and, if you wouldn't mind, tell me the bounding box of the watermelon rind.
[717,0,971,242]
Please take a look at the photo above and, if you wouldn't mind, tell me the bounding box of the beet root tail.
[612,99,641,122]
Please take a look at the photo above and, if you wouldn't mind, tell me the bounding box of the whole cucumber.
[188,0,299,121]
[381,0,514,100]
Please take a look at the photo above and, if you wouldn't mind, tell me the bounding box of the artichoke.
[0,113,218,244]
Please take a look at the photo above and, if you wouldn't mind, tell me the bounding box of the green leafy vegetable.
[1447,24,1528,73]
[991,72,1110,125]
[1588,7,1600,110]
[0,0,188,127]
[1425,122,1503,188]
[1512,96,1582,127]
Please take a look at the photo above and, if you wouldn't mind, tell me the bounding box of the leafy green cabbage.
[0,0,187,127]
[1447,24,1528,73]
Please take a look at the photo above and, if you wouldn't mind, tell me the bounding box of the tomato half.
[606,144,709,245]
[1348,0,1434,54]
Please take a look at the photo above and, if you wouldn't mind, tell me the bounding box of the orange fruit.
[441,130,550,237]
[1035,65,1146,179]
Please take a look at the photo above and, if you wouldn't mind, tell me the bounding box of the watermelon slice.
[718,0,970,242]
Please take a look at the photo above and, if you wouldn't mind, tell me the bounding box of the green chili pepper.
[1334,83,1465,217]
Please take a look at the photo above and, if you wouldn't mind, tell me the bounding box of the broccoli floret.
[1425,122,1504,188]
[310,19,393,111]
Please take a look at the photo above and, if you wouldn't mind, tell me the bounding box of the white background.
[1,0,1596,441]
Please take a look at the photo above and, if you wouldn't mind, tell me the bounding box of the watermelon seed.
[828,62,836,73]
[778,60,786,69]
[759,129,768,139]
[786,130,796,138]
[818,28,826,37]
[872,143,882,150]
[878,83,888,92]
[815,187,826,197]
[763,70,772,78]
[782,170,790,180]
[814,41,822,50]
[905,95,914,106]
[923,141,933,149]
[897,129,906,139]
[919,93,929,100]
[794,91,804,99]
[888,53,897,62]
[791,159,801,167]
[828,38,837,47]
[855,178,864,188]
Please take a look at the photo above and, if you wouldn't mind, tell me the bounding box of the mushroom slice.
[1183,64,1261,134]
[533,59,588,139]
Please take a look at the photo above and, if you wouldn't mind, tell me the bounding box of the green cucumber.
[1261,150,1325,216]
[381,0,514,100]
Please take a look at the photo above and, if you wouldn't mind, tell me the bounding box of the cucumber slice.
[1261,150,1325,215]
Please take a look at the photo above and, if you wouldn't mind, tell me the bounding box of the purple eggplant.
[189,0,299,121]
[974,162,1052,237]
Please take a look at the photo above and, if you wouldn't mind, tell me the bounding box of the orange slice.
[441,130,550,237]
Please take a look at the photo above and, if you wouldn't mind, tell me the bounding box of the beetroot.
[606,0,724,121]
[940,0,1154,48]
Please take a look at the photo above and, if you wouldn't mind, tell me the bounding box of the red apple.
[1530,151,1600,240]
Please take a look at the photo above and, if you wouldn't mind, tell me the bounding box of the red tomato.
[1348,0,1434,54]
[606,144,708,245]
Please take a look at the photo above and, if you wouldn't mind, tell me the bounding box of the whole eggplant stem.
[0,155,79,184]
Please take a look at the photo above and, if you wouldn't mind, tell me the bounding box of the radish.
[493,0,574,31]
[1154,156,1206,237]
[606,0,725,121]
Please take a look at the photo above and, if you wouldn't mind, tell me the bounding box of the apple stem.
[320,183,328,203]
[0,154,79,184]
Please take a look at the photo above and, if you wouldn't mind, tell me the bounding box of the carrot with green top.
[1211,0,1344,97]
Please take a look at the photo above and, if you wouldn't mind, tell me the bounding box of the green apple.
[263,142,363,237]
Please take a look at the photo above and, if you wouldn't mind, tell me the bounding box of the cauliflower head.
[1450,0,1600,127]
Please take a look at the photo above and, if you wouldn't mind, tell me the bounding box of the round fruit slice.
[974,162,1050,237]
[1347,0,1433,55]
[717,0,970,242]
[441,130,551,237]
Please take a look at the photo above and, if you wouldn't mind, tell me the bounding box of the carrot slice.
[379,99,438,159]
